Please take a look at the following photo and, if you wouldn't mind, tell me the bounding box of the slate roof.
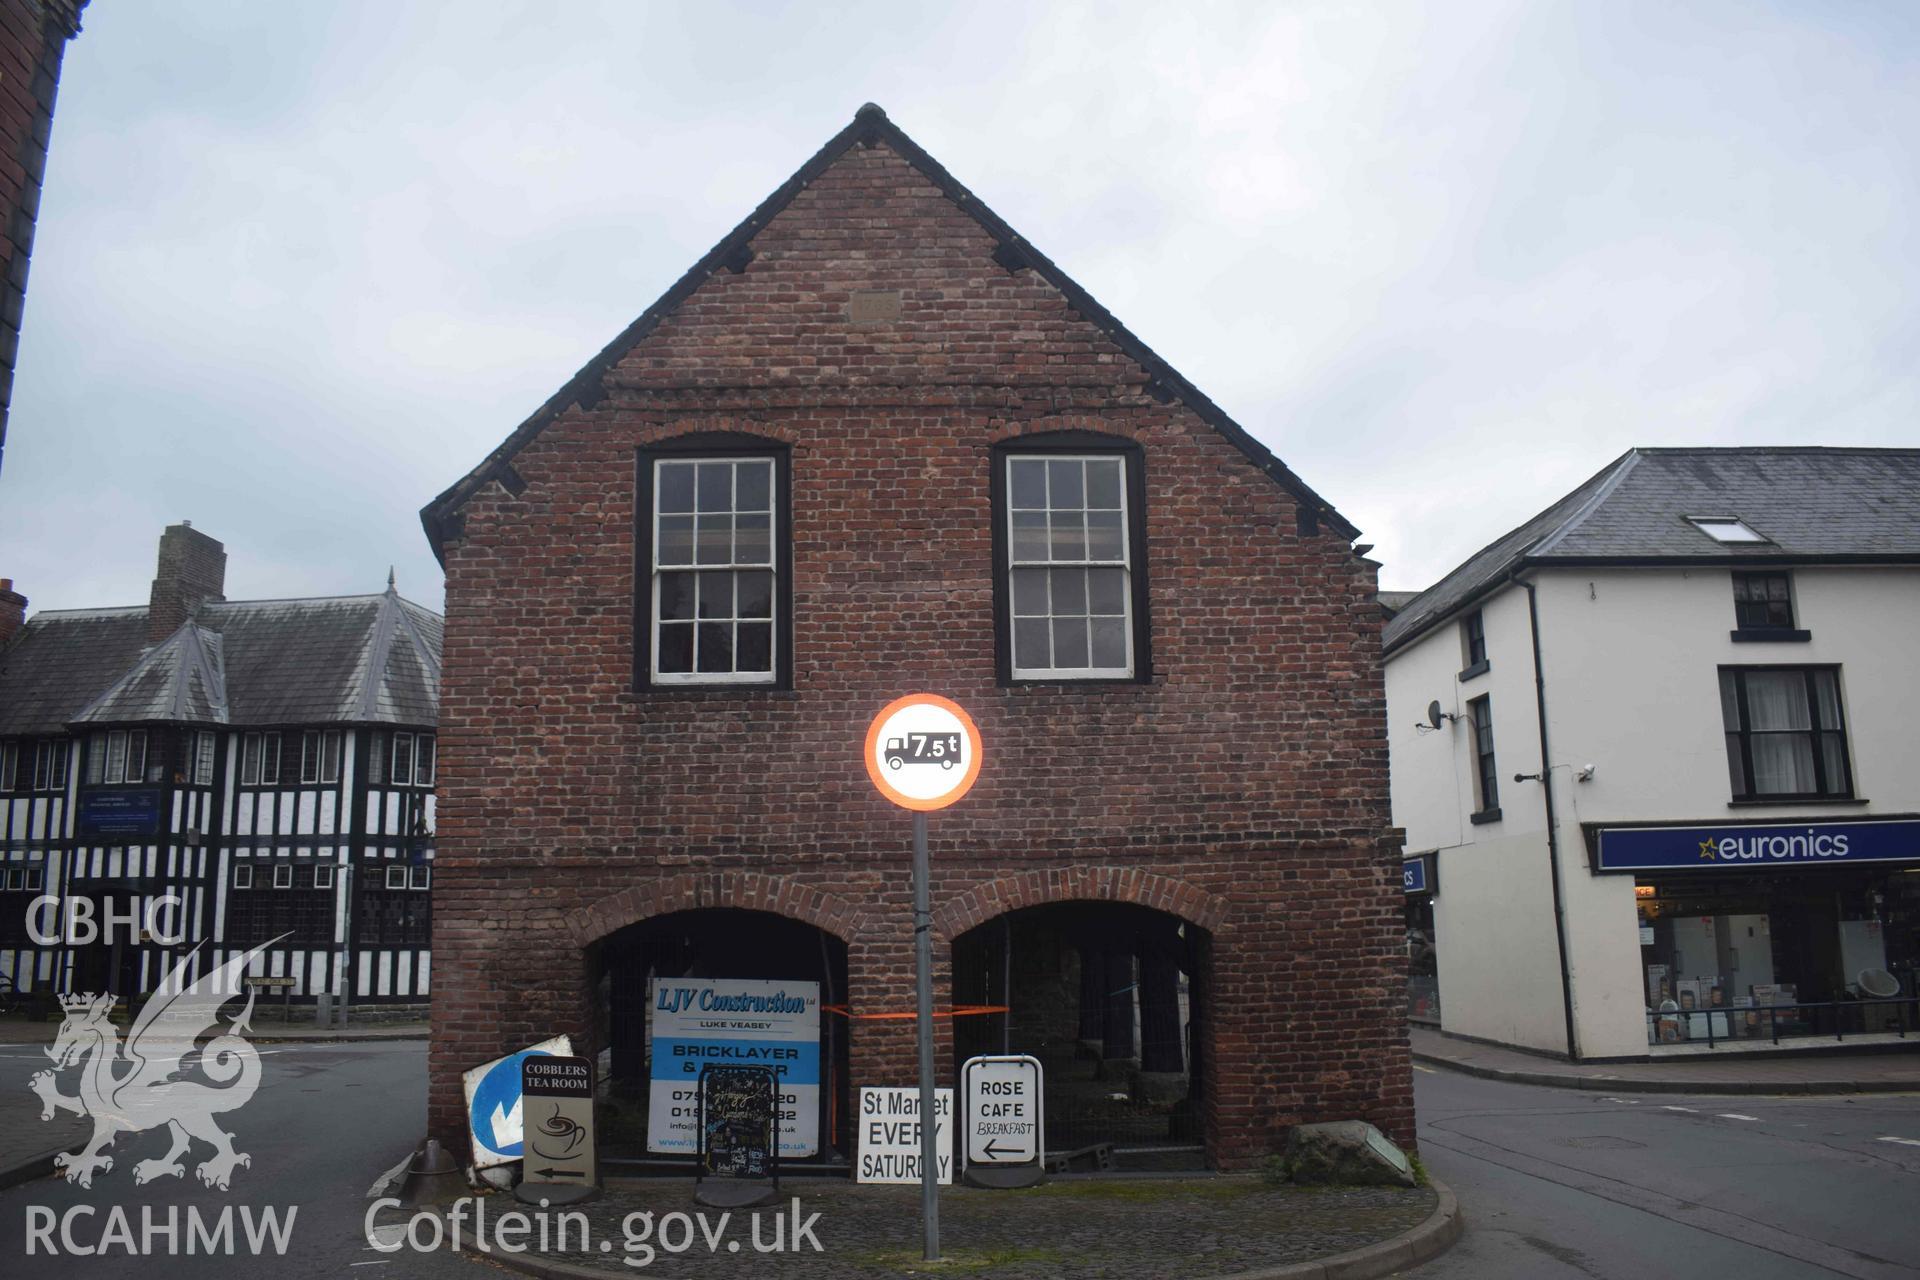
[73,623,227,725]
[0,608,152,736]
[421,103,1360,560]
[1383,447,1920,655]
[0,587,441,735]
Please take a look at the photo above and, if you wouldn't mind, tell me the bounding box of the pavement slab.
[1411,1025,1920,1094]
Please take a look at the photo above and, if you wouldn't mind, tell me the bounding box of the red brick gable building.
[422,105,1408,1170]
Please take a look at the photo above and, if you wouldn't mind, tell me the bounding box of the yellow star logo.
[1698,838,1717,860]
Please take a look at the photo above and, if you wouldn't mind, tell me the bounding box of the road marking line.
[1412,1064,1435,1074]
[1717,1114,1759,1121]
[1876,1136,1920,1147]
[1661,1105,1697,1113]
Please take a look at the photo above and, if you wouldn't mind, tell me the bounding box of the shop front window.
[1637,869,1919,1045]
[1406,896,1440,1025]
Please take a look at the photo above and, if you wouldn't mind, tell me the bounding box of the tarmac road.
[8,1035,1919,1279]
[0,1039,483,1279]
[1412,1062,1920,1279]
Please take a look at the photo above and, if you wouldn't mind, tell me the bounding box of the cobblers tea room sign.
[646,978,821,1157]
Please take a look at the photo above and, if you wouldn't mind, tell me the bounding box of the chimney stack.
[0,578,25,647]
[147,522,226,641]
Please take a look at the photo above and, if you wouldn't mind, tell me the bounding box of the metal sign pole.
[913,809,939,1261]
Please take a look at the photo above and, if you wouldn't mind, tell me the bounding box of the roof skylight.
[1685,516,1770,545]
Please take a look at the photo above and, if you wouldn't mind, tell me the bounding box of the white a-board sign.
[647,979,820,1158]
[961,1055,1044,1188]
[516,1053,597,1204]
[857,1087,953,1184]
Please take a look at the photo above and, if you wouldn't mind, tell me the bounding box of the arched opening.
[592,908,852,1171]
[951,902,1209,1171]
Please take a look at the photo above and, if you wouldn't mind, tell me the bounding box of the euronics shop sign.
[1590,819,1920,875]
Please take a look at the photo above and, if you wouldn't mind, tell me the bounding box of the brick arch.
[562,872,864,948]
[932,866,1230,943]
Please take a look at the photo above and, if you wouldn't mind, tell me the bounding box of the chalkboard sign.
[698,1064,778,1183]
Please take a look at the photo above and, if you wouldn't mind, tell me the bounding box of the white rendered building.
[1384,448,1919,1059]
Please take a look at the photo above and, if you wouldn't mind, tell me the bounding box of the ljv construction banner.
[646,978,821,1157]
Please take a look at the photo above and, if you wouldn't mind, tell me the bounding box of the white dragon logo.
[28,939,279,1190]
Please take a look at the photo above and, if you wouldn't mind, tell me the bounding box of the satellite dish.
[1858,968,1900,998]
[1427,700,1445,730]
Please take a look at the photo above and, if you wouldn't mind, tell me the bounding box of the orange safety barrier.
[823,1003,1009,1021]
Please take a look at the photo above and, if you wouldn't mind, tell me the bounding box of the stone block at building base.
[1286,1121,1416,1188]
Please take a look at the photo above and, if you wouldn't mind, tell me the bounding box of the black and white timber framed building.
[0,522,439,1007]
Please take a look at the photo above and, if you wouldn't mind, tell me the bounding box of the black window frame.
[239,731,283,788]
[84,731,147,787]
[294,728,342,786]
[1467,694,1499,818]
[193,731,218,786]
[1459,609,1489,680]
[633,434,794,693]
[1718,664,1853,801]
[31,738,69,791]
[990,430,1151,686]
[1728,569,1810,644]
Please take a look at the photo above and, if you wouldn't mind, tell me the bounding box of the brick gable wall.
[428,136,1409,1167]
[0,0,84,471]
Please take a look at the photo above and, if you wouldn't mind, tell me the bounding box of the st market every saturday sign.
[857,1087,953,1184]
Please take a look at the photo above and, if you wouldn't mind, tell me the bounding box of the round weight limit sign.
[864,694,983,811]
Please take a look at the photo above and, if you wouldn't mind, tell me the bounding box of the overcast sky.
[2,1,1914,614]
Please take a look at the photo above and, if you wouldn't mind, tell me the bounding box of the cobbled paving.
[526,1176,1436,1277]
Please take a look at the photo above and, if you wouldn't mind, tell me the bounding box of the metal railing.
[1646,995,1919,1048]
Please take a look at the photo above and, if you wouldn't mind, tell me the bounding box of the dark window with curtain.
[1719,666,1851,800]
[1732,572,1794,631]
[1468,695,1498,814]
